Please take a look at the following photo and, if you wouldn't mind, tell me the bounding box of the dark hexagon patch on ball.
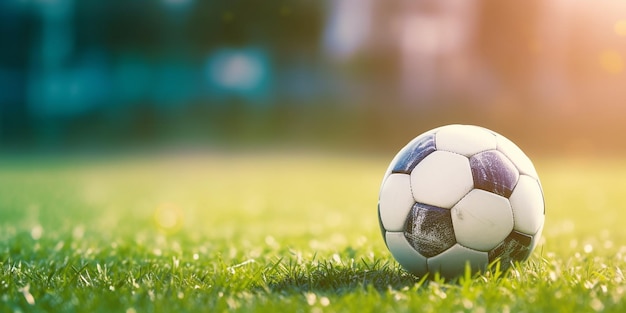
[404,202,456,257]
[470,150,519,198]
[392,134,436,174]
[488,231,533,268]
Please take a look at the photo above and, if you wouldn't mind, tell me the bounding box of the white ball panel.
[435,125,497,156]
[379,174,415,231]
[427,244,489,278]
[411,151,473,209]
[529,224,544,253]
[451,189,514,251]
[510,175,545,234]
[495,134,538,179]
[386,232,428,276]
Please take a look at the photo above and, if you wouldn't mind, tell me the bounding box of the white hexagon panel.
[451,189,514,251]
[509,175,545,235]
[410,151,474,209]
[379,173,415,231]
[529,224,544,253]
[386,232,428,275]
[435,124,497,157]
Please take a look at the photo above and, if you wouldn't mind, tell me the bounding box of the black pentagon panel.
[470,150,519,198]
[377,204,388,249]
[404,202,456,257]
[488,231,533,269]
[392,134,436,174]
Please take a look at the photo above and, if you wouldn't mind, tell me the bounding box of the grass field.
[1,150,625,312]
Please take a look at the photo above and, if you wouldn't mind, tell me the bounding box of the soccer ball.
[378,124,544,279]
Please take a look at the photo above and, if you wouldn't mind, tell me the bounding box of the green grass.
[1,151,625,312]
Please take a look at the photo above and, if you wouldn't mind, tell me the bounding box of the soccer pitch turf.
[1,151,625,312]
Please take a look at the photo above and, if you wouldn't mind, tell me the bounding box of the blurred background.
[1,0,626,155]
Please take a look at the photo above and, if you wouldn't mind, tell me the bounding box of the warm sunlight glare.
[614,19,626,36]
[599,50,624,74]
